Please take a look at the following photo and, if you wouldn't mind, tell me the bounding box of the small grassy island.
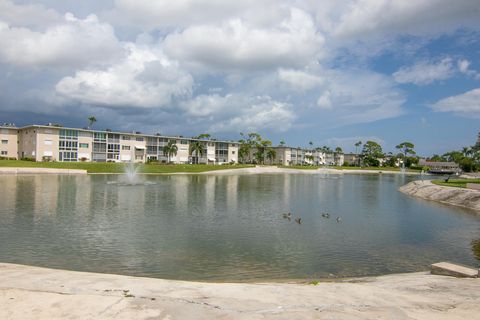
[432,179,480,188]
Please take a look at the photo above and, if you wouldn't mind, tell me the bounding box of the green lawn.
[278,165,421,172]
[0,160,253,174]
[432,179,480,188]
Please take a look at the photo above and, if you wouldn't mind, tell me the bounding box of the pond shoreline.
[399,180,480,212]
[1,262,479,319]
[0,165,422,176]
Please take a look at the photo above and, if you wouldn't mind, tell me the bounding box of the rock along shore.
[399,180,480,212]
[1,263,479,320]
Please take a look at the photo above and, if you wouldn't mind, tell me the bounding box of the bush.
[21,157,36,162]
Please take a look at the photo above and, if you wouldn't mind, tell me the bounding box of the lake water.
[0,173,478,281]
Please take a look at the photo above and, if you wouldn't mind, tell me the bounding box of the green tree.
[189,140,205,164]
[163,140,178,163]
[279,140,286,147]
[354,141,362,166]
[88,116,97,129]
[266,148,276,164]
[335,147,343,153]
[362,141,383,167]
[196,133,211,140]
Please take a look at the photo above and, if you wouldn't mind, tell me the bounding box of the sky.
[0,0,479,156]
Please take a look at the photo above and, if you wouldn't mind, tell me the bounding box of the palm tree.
[462,146,472,157]
[163,140,178,163]
[335,147,343,153]
[88,116,97,129]
[266,148,276,164]
[354,141,362,166]
[189,140,205,164]
[279,140,286,147]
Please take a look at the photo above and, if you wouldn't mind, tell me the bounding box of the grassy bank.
[0,160,253,174]
[432,179,480,188]
[279,165,421,172]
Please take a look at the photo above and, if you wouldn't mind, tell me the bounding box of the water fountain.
[400,161,406,174]
[107,162,155,186]
[124,162,140,185]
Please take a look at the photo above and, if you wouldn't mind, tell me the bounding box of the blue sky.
[0,0,479,156]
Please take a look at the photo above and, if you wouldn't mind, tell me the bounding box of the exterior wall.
[18,128,37,159]
[10,125,241,164]
[206,142,216,164]
[77,131,93,161]
[0,127,18,159]
[119,135,137,162]
[35,127,60,161]
[227,143,238,163]
[175,139,190,164]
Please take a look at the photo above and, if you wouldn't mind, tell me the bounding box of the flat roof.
[15,124,238,145]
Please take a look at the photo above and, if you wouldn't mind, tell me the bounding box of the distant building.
[418,159,460,174]
[0,124,239,164]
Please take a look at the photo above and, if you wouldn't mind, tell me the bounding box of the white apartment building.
[0,124,239,164]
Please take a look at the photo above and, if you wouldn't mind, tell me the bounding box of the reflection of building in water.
[0,176,18,224]
[33,175,59,217]
[204,176,216,215]
[174,176,189,214]
[281,174,291,208]
[74,176,91,214]
[225,175,239,212]
[116,182,145,216]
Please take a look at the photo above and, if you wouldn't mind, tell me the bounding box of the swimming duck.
[322,213,330,218]
[295,218,302,224]
[336,217,341,223]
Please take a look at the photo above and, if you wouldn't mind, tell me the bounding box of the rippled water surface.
[0,173,479,281]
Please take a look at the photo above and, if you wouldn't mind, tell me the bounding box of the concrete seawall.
[0,167,87,175]
[399,180,480,212]
[1,263,479,319]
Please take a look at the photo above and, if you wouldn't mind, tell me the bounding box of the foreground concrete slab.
[1,263,480,320]
[431,262,478,278]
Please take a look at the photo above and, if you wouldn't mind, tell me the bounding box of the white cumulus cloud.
[163,8,324,71]
[55,44,193,108]
[430,88,480,118]
[0,13,122,68]
[393,58,454,85]
[278,68,323,92]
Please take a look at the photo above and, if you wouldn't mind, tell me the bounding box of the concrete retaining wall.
[399,180,480,212]
[467,183,480,191]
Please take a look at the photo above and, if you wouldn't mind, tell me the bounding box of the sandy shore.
[0,167,87,175]
[399,180,480,212]
[1,263,479,320]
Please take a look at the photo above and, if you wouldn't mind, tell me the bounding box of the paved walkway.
[1,263,479,319]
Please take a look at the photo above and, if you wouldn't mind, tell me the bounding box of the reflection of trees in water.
[472,238,480,261]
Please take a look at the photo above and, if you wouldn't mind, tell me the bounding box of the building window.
[59,129,78,140]
[107,144,120,153]
[1,151,7,155]
[135,137,144,142]
[59,140,78,150]
[94,132,106,142]
[180,140,188,145]
[79,143,89,148]
[59,151,77,162]
[121,145,130,150]
[122,135,131,140]
[1,139,7,144]
[232,150,235,154]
